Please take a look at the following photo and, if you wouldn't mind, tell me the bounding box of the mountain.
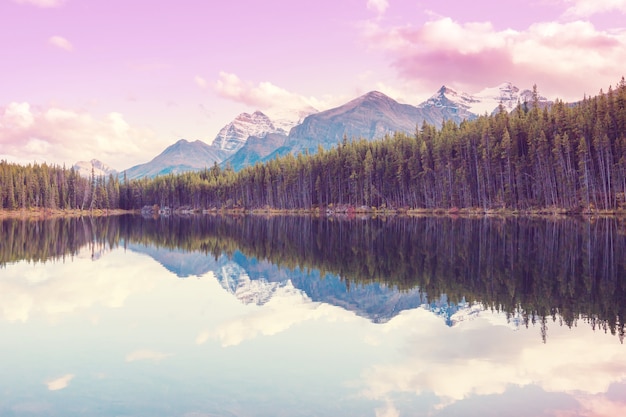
[419,86,482,117]
[212,111,285,154]
[274,90,485,157]
[424,82,552,116]
[73,159,117,178]
[282,91,424,154]
[124,139,226,180]
[473,82,551,113]
[124,83,553,178]
[221,132,288,171]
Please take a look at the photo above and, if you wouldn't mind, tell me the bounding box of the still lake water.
[1,214,625,416]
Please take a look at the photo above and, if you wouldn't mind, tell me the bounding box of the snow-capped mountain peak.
[72,159,117,178]
[420,85,480,110]
[426,297,522,330]
[419,82,551,116]
[214,262,300,305]
[212,111,283,153]
[264,105,318,133]
[471,82,521,114]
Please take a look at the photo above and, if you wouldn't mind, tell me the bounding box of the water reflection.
[2,215,625,337]
[0,215,625,416]
[358,307,626,416]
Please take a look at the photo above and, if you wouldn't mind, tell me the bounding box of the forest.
[1,79,626,212]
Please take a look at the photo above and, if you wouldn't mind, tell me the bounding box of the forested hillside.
[0,162,121,211]
[2,79,626,212]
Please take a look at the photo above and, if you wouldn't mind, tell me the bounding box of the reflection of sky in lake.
[0,246,625,417]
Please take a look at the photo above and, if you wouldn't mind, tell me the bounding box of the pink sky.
[2,0,626,170]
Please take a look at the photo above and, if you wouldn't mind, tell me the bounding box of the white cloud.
[195,330,210,345]
[358,310,626,412]
[214,71,335,114]
[363,16,626,101]
[0,102,158,170]
[571,394,626,417]
[2,102,35,129]
[48,35,73,51]
[125,349,172,363]
[24,137,52,154]
[46,374,74,391]
[0,248,159,323]
[13,0,65,7]
[562,0,626,18]
[194,75,208,89]
[367,0,389,15]
[375,399,399,417]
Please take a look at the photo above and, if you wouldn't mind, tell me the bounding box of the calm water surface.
[1,215,625,416]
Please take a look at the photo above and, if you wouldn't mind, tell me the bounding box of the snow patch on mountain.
[420,86,480,111]
[420,82,551,116]
[471,82,549,114]
[447,301,522,330]
[264,105,318,133]
[73,159,117,178]
[215,262,300,305]
[423,295,522,329]
[212,111,284,153]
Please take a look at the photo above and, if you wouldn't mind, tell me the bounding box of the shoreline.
[0,208,137,220]
[1,206,625,220]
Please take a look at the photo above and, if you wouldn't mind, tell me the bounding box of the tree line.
[0,162,121,211]
[2,79,626,212]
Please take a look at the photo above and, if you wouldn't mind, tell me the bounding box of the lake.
[1,214,625,416]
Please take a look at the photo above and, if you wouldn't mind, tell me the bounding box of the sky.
[1,0,626,171]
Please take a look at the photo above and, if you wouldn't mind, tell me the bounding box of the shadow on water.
[1,214,625,340]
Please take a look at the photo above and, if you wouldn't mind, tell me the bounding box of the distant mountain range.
[78,82,552,179]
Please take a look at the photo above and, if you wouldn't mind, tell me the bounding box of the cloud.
[194,75,208,89]
[562,0,626,18]
[46,374,74,391]
[125,349,172,363]
[367,0,389,15]
[2,102,34,128]
[13,0,65,7]
[195,330,210,345]
[48,36,73,51]
[375,399,399,417]
[358,309,626,412]
[567,394,626,417]
[0,248,159,323]
[363,16,626,101]
[0,102,157,170]
[214,71,332,113]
